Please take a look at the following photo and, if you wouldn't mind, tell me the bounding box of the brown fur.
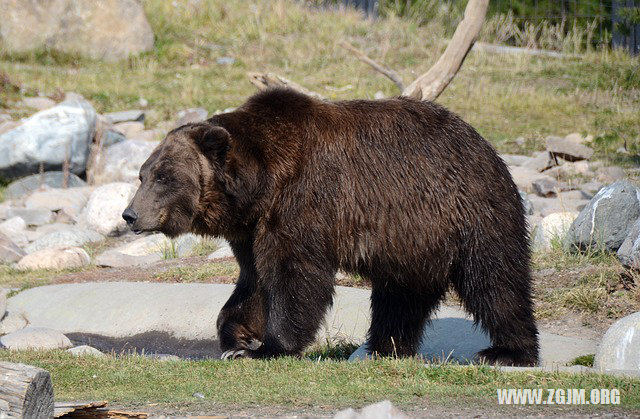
[124,88,539,366]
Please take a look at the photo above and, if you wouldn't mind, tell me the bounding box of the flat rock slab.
[7,283,597,363]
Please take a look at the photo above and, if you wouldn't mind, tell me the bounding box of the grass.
[152,261,239,282]
[0,351,638,412]
[0,0,637,162]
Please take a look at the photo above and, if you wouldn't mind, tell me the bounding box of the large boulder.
[0,326,72,350]
[0,216,28,246]
[24,227,103,254]
[0,98,96,179]
[594,312,640,374]
[546,136,594,162]
[3,172,87,200]
[566,180,640,252]
[92,140,159,184]
[618,218,640,269]
[25,187,92,218]
[0,0,154,61]
[17,247,91,270]
[83,183,137,236]
[533,212,578,251]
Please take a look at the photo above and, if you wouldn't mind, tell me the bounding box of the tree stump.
[0,361,54,418]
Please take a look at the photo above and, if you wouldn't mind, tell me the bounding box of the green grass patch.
[0,351,638,411]
[153,261,239,282]
[0,265,83,290]
[571,354,596,368]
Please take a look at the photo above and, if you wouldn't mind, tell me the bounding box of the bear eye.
[155,172,169,184]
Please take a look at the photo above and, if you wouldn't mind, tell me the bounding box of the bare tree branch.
[402,0,489,101]
[338,40,405,90]
[247,72,326,100]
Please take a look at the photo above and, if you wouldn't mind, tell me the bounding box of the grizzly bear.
[123,88,539,366]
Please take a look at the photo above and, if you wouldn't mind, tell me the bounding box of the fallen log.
[0,361,54,418]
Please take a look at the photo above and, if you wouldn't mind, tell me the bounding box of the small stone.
[175,108,208,127]
[138,97,148,108]
[617,218,640,269]
[17,247,91,270]
[67,345,104,357]
[532,178,570,197]
[596,166,625,184]
[533,212,578,250]
[0,311,28,335]
[521,151,556,172]
[114,121,145,138]
[216,56,235,65]
[565,132,588,144]
[5,207,54,226]
[192,392,205,399]
[546,136,594,162]
[0,326,72,350]
[207,242,234,260]
[20,97,56,111]
[373,91,385,100]
[594,312,640,373]
[514,136,526,146]
[84,183,138,236]
[0,233,26,263]
[105,110,145,124]
[334,400,408,419]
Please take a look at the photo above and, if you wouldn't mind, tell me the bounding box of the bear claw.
[221,349,249,360]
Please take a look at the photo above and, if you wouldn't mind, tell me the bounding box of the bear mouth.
[132,229,143,235]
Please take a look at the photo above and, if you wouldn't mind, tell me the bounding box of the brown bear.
[123,88,539,366]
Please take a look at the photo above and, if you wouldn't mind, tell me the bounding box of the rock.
[0,289,6,320]
[130,129,161,142]
[25,187,92,217]
[334,400,407,419]
[0,233,26,263]
[0,311,28,335]
[556,190,592,201]
[0,120,20,135]
[175,108,208,127]
[216,56,235,66]
[565,132,590,144]
[532,178,571,197]
[0,0,154,61]
[519,191,533,215]
[105,109,145,124]
[4,171,87,200]
[0,326,72,350]
[509,166,550,194]
[0,97,97,179]
[24,227,103,254]
[67,345,104,357]
[0,217,28,246]
[17,247,91,270]
[596,166,626,184]
[617,218,640,269]
[206,241,234,260]
[5,207,54,226]
[594,312,640,373]
[539,200,588,217]
[500,154,529,167]
[20,96,56,111]
[533,212,578,250]
[92,140,159,184]
[113,121,145,138]
[84,183,137,236]
[521,151,555,172]
[566,180,640,252]
[546,136,594,162]
[543,160,592,180]
[579,181,604,196]
[95,233,201,267]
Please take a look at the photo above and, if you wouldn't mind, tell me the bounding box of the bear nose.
[122,208,138,225]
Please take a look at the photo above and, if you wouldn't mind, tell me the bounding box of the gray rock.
[24,227,103,254]
[542,160,592,180]
[0,0,154,61]
[95,233,201,267]
[0,120,20,136]
[334,400,407,419]
[617,218,640,269]
[102,128,127,148]
[113,121,145,138]
[4,171,87,200]
[533,212,578,250]
[207,242,234,260]
[0,311,28,335]
[216,56,235,66]
[597,166,626,184]
[0,217,28,246]
[509,166,551,194]
[105,109,145,124]
[580,181,604,195]
[0,97,96,179]
[521,151,555,172]
[519,191,534,215]
[0,326,72,350]
[175,108,208,127]
[565,132,591,144]
[500,154,530,167]
[546,136,594,162]
[0,289,6,321]
[92,140,159,184]
[20,96,56,111]
[5,207,53,226]
[532,178,570,197]
[566,180,640,252]
[17,247,91,270]
[25,187,92,217]
[594,312,640,373]
[84,183,137,236]
[0,233,26,263]
[557,190,593,201]
[67,345,104,357]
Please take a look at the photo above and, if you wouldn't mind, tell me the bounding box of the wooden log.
[0,361,54,418]
[338,40,405,90]
[247,72,326,100]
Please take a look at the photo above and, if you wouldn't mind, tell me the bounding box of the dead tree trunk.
[402,0,489,101]
[0,361,54,418]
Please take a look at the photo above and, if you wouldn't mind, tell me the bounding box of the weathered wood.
[0,361,54,418]
[402,0,489,101]
[247,72,326,100]
[338,40,405,90]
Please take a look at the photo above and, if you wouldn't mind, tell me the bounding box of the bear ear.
[189,124,231,164]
